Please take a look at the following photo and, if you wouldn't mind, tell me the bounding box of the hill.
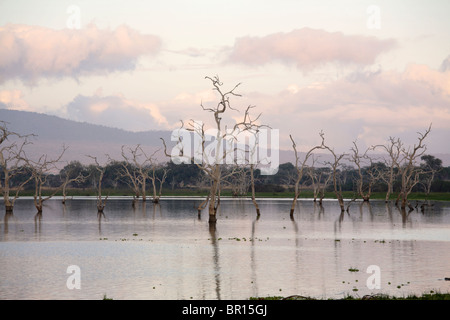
[1,108,449,167]
[0,108,172,164]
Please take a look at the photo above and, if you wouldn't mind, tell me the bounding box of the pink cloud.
[236,60,450,152]
[65,92,169,132]
[227,28,396,71]
[0,23,162,84]
[0,89,30,111]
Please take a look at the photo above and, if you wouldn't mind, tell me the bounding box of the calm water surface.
[1,197,449,300]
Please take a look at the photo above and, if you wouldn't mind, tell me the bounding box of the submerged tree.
[118,145,151,203]
[0,122,34,213]
[374,137,402,203]
[119,145,169,204]
[306,158,332,205]
[249,162,260,216]
[162,76,260,223]
[349,141,382,201]
[228,165,251,197]
[320,133,347,212]
[288,132,326,217]
[162,76,264,224]
[420,154,442,197]
[87,155,109,213]
[149,161,169,204]
[232,128,263,216]
[23,146,67,213]
[395,125,432,210]
[60,161,89,204]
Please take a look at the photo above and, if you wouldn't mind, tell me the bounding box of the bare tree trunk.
[308,165,319,203]
[61,165,89,204]
[118,145,164,205]
[0,122,34,213]
[395,125,431,211]
[23,146,67,214]
[321,135,346,212]
[250,164,260,216]
[2,172,15,213]
[350,141,382,202]
[334,176,345,212]
[141,179,147,202]
[87,156,109,213]
[385,181,392,203]
[289,132,326,217]
[155,168,168,204]
[161,76,264,224]
[197,194,210,218]
[374,137,402,203]
[96,168,108,212]
[208,171,220,223]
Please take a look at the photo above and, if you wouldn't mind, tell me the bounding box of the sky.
[1,0,449,155]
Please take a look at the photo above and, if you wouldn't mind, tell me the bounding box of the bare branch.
[288,131,327,216]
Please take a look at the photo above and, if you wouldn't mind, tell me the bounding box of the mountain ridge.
[1,108,449,167]
[0,108,172,163]
[0,108,170,143]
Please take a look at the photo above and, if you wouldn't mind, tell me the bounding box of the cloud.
[0,89,31,111]
[226,28,397,71]
[0,23,162,84]
[65,91,169,132]
[168,47,207,57]
[238,61,450,152]
[62,55,450,151]
[439,55,450,72]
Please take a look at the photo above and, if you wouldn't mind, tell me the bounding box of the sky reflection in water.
[0,197,449,299]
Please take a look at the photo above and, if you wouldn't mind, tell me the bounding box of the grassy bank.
[250,292,450,300]
[13,188,450,202]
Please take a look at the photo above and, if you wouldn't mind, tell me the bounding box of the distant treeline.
[4,155,450,195]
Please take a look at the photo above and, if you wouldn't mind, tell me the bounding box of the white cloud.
[0,23,162,84]
[65,92,169,132]
[238,60,450,152]
[0,89,31,111]
[226,28,397,71]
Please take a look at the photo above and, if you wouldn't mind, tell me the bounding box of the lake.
[1,197,449,300]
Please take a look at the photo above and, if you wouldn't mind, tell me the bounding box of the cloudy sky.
[1,0,449,154]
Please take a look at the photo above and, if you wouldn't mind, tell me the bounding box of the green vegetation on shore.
[15,188,450,202]
[250,292,450,300]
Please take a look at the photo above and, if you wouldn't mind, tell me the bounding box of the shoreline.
[6,189,450,202]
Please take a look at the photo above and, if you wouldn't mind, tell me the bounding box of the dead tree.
[374,137,402,203]
[247,128,265,216]
[249,163,260,216]
[321,134,347,212]
[117,160,141,207]
[0,122,34,213]
[119,145,151,202]
[87,155,109,213]
[230,129,262,216]
[420,154,442,198]
[194,171,212,217]
[60,161,89,204]
[306,156,320,202]
[349,141,381,201]
[229,166,251,197]
[162,76,263,224]
[289,131,326,217]
[120,145,169,204]
[23,146,67,213]
[149,163,168,203]
[395,125,432,210]
[317,168,332,205]
[306,157,332,205]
